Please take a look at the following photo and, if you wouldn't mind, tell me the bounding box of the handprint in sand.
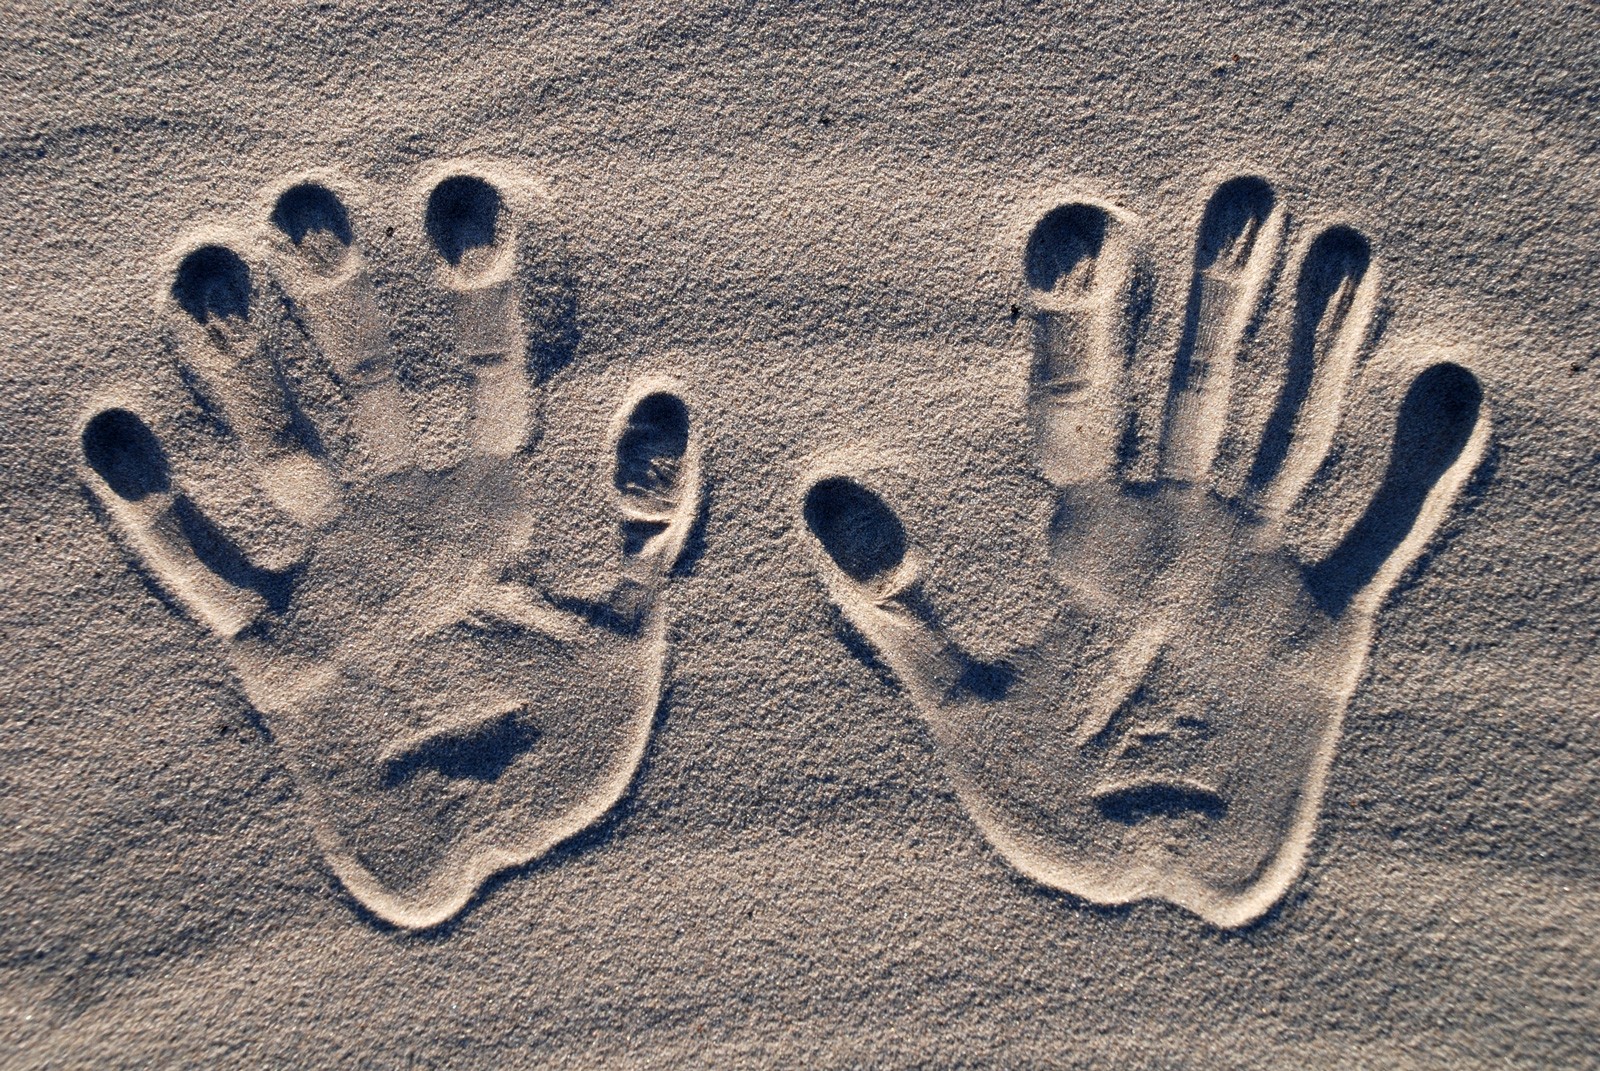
[80,165,699,929]
[801,176,1488,927]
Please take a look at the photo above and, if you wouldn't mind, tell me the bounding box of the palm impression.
[80,165,699,929]
[802,176,1488,927]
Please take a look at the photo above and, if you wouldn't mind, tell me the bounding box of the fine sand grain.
[3,2,1597,1067]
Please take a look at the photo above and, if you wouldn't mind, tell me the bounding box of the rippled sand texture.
[3,2,1596,1068]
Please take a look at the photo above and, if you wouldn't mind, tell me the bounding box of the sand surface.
[3,1,1598,1066]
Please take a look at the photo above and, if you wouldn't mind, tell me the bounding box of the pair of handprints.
[80,164,1487,929]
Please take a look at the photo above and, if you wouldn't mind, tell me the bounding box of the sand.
[3,1,1597,1067]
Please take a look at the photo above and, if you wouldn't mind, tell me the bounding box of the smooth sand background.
[3,2,1598,1066]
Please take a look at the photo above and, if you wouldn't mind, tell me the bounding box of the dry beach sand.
[2,1,1598,1066]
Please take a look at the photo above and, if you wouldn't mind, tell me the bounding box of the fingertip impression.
[615,391,691,504]
[172,246,251,324]
[82,408,171,501]
[1310,361,1484,612]
[803,476,907,585]
[425,174,502,269]
[1024,202,1115,300]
